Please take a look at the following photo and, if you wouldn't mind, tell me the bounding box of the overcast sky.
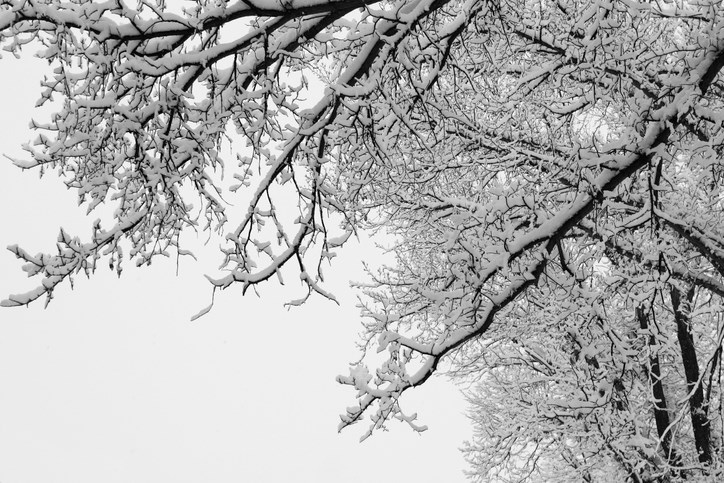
[0,55,472,482]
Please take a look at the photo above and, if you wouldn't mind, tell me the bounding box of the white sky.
[0,56,472,482]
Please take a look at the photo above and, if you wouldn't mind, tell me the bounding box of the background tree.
[2,1,724,480]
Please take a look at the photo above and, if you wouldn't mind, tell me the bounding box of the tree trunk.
[670,285,711,464]
[637,306,677,464]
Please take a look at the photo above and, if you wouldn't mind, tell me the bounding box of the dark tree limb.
[637,306,678,466]
[670,284,711,464]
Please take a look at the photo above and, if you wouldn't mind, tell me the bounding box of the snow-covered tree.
[3,1,724,480]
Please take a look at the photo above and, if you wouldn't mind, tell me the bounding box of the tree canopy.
[3,0,724,480]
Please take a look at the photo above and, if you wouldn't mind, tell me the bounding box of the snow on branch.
[4,1,724,473]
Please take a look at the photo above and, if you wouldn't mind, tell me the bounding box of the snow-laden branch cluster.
[4,1,724,479]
